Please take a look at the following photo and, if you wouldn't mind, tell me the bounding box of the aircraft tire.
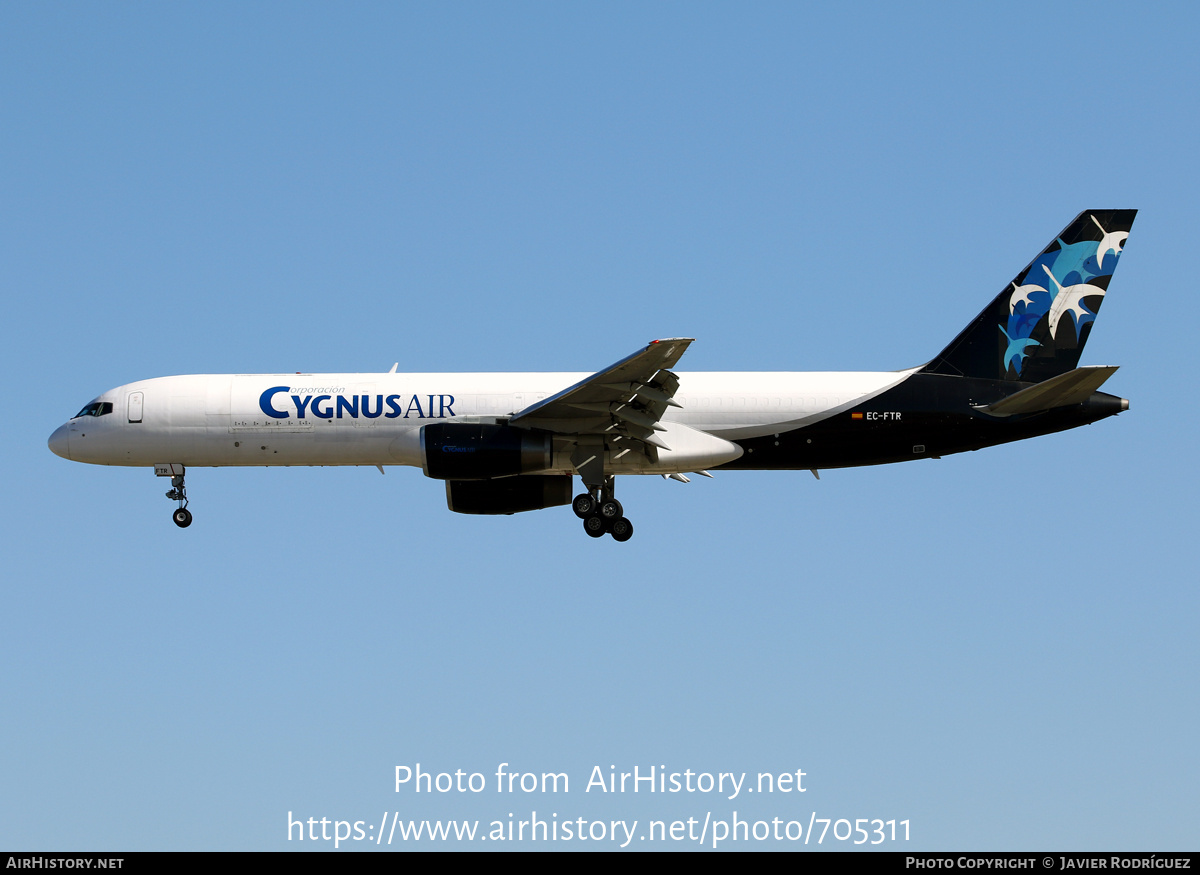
[583,515,607,538]
[609,517,633,542]
[599,499,623,521]
[572,494,595,519]
[173,508,193,528]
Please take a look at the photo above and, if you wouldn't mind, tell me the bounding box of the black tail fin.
[922,209,1136,382]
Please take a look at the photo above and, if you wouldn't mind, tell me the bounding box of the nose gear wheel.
[165,472,193,527]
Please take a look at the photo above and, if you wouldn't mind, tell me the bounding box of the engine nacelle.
[445,475,573,515]
[421,423,553,480]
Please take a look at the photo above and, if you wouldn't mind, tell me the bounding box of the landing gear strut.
[573,476,633,542]
[166,472,192,528]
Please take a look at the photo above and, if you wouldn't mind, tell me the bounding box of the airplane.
[48,209,1135,542]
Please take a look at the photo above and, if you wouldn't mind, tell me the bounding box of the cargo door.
[205,376,232,427]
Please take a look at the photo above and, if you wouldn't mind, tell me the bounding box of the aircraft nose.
[48,423,70,460]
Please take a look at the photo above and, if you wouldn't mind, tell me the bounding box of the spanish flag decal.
[851,412,864,420]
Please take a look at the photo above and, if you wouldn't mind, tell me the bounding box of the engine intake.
[421,423,553,480]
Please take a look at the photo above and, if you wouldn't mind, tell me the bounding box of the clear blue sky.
[3,1,1196,850]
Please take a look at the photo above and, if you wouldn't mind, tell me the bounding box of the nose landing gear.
[572,477,633,542]
[157,465,192,528]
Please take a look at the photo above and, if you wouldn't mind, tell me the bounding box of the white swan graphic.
[1090,214,1128,271]
[1042,265,1105,339]
[1008,280,1047,314]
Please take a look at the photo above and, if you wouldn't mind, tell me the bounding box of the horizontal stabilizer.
[978,366,1119,417]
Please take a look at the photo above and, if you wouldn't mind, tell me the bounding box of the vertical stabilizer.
[922,210,1136,382]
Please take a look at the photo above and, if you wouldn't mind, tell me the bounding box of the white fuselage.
[49,370,913,475]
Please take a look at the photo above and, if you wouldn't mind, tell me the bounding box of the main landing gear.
[166,472,192,528]
[572,478,633,542]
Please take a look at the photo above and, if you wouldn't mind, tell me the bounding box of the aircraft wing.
[509,338,693,455]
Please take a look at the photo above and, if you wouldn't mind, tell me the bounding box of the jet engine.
[421,422,554,480]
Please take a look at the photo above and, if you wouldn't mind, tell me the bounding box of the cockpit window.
[73,401,113,419]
